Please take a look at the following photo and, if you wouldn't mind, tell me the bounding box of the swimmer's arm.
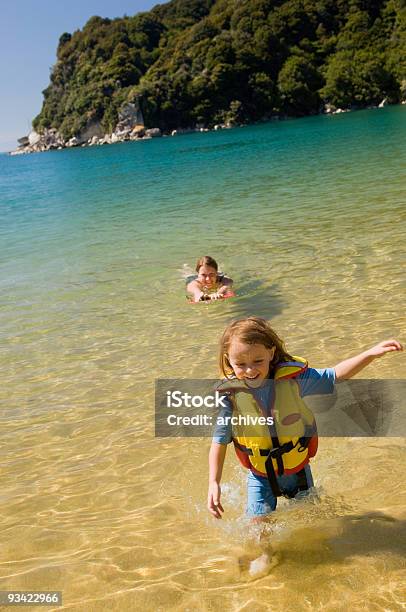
[186,279,204,302]
[208,442,227,518]
[334,340,403,380]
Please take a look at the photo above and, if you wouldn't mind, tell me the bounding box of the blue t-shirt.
[212,367,335,445]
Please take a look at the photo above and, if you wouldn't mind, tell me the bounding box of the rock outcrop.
[145,128,161,138]
[28,131,41,146]
[77,120,104,144]
[10,128,65,154]
[115,103,144,133]
[10,102,150,155]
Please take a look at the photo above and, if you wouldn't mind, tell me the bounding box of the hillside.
[32,0,406,139]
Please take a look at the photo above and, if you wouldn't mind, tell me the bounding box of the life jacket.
[217,358,318,497]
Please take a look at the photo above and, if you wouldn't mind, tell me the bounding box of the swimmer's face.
[197,264,217,288]
[227,340,275,388]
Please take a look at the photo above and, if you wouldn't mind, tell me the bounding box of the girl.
[187,256,233,303]
[208,317,403,523]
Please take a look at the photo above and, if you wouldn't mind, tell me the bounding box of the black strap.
[233,440,253,455]
[265,452,282,498]
[268,415,285,476]
[297,468,310,492]
[234,437,313,499]
[264,440,300,497]
[297,424,317,452]
[266,440,296,459]
[234,439,283,498]
[282,468,310,498]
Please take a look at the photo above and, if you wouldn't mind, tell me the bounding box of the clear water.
[0,107,405,610]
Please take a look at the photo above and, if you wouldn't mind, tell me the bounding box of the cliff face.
[32,0,406,139]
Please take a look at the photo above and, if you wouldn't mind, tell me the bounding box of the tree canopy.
[33,0,406,137]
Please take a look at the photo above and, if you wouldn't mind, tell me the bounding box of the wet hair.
[219,316,294,378]
[195,255,218,273]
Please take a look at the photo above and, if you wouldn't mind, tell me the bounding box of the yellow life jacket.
[217,358,318,493]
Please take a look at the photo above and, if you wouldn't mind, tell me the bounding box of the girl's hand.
[335,339,403,380]
[199,293,211,302]
[367,340,403,358]
[208,481,224,519]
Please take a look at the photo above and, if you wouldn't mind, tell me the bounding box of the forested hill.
[33,0,405,138]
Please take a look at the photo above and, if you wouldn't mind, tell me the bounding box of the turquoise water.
[2,107,405,388]
[2,106,405,278]
[0,107,405,610]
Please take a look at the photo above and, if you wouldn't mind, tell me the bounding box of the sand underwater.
[1,106,405,610]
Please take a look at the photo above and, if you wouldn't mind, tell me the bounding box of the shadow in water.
[327,511,406,560]
[228,281,286,320]
[279,511,406,567]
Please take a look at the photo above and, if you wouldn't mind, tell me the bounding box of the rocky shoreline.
[9,99,399,156]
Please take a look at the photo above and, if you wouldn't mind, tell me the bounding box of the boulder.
[77,120,104,144]
[66,136,79,147]
[378,98,388,108]
[324,103,336,114]
[116,128,131,139]
[145,128,161,138]
[115,102,144,133]
[132,125,145,137]
[171,127,194,136]
[28,130,41,147]
[17,136,29,146]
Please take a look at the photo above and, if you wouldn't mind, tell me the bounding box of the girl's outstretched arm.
[186,279,204,302]
[208,442,227,518]
[334,340,403,380]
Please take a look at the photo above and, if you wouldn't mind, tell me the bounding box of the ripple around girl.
[186,256,233,302]
[207,317,403,575]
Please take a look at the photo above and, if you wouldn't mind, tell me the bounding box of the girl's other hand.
[367,339,403,357]
[208,482,224,519]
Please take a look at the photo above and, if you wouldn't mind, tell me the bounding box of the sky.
[0,0,159,152]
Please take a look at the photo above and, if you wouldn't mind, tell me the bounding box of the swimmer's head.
[196,256,218,289]
[219,317,294,381]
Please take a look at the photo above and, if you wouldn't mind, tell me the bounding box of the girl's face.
[227,339,275,388]
[197,264,217,288]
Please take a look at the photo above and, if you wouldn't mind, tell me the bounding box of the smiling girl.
[208,317,403,523]
[186,256,233,302]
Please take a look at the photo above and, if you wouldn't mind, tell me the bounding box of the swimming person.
[207,316,403,573]
[186,256,233,302]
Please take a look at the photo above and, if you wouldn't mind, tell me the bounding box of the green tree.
[278,54,322,114]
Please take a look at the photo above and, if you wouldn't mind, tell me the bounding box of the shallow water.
[0,107,405,610]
